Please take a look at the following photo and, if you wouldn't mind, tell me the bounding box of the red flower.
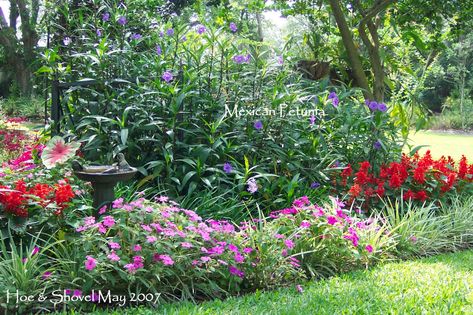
[348,184,362,198]
[415,190,428,201]
[458,156,468,179]
[403,189,415,200]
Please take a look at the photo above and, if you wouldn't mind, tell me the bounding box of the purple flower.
[309,115,316,125]
[229,22,238,33]
[328,92,339,107]
[117,16,127,26]
[197,25,206,34]
[365,245,373,253]
[254,120,263,130]
[181,36,187,42]
[132,244,142,252]
[247,178,258,194]
[102,12,110,22]
[369,101,378,111]
[310,181,320,189]
[233,54,249,64]
[328,92,337,100]
[229,265,244,278]
[96,29,102,37]
[131,33,142,40]
[373,140,382,150]
[296,285,303,293]
[277,55,284,65]
[156,45,162,55]
[162,71,173,83]
[166,28,174,36]
[378,103,387,112]
[73,290,82,297]
[223,162,233,174]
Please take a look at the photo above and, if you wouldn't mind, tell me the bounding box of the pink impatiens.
[85,256,97,271]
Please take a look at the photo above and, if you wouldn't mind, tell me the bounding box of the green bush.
[0,97,44,119]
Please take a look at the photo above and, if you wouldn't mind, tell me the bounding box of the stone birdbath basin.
[74,166,138,209]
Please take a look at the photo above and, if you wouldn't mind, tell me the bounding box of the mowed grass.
[90,250,473,315]
[409,130,473,160]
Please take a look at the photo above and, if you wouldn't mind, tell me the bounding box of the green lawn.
[409,130,473,160]
[90,250,473,315]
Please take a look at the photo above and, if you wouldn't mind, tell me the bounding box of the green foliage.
[41,3,403,218]
[0,97,45,119]
[82,250,473,314]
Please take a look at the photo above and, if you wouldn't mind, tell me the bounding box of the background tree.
[0,0,41,97]
[274,0,473,102]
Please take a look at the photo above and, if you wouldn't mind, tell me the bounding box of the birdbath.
[74,166,138,209]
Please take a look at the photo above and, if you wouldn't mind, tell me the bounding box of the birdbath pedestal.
[73,166,138,209]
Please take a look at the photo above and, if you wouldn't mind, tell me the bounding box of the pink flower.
[107,251,120,262]
[296,285,303,293]
[327,216,338,225]
[227,244,239,253]
[73,290,82,297]
[284,239,295,249]
[98,206,107,214]
[102,216,115,228]
[201,256,211,263]
[31,246,40,256]
[160,254,174,265]
[234,252,244,263]
[243,247,253,254]
[274,234,285,239]
[42,271,52,279]
[181,242,193,248]
[112,198,124,209]
[156,196,169,203]
[229,265,244,278]
[108,242,120,249]
[146,236,157,243]
[300,221,311,228]
[97,224,107,234]
[85,256,97,271]
[365,245,373,253]
[132,244,142,252]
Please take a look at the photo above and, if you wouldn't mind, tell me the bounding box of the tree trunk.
[256,12,264,41]
[328,0,372,99]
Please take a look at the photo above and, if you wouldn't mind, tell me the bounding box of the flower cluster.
[336,151,473,208]
[0,178,75,217]
[78,196,389,299]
